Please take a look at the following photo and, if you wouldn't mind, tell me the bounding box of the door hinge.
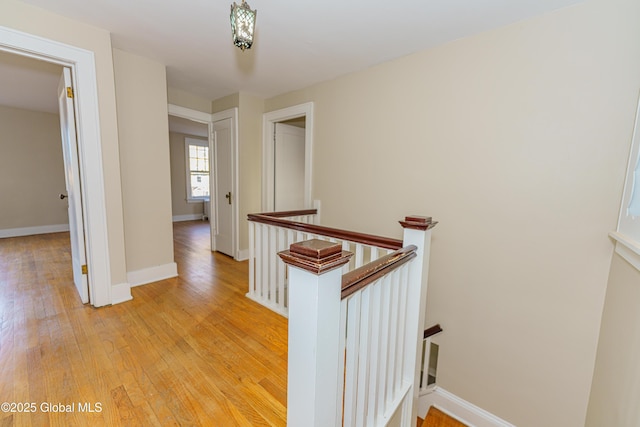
[67,87,74,98]
[81,264,88,275]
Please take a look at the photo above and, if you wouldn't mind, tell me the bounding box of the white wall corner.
[236,248,250,261]
[127,262,178,287]
[111,282,132,305]
[419,386,515,427]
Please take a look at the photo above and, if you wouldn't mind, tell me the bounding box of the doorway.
[274,120,306,211]
[0,53,88,303]
[168,114,210,223]
[0,26,112,306]
[262,102,314,211]
[167,104,239,260]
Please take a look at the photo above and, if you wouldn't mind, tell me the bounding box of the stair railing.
[247,209,403,316]
[279,215,437,427]
[419,324,443,392]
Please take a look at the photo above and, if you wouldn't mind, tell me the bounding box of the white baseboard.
[236,248,250,261]
[172,214,204,222]
[419,386,515,427]
[111,282,132,305]
[127,262,178,287]
[0,223,70,238]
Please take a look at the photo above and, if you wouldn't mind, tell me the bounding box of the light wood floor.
[0,221,288,426]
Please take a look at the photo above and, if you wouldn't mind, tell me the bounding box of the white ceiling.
[10,0,584,104]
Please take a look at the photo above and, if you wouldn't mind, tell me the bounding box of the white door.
[212,118,234,257]
[274,123,306,211]
[58,67,89,303]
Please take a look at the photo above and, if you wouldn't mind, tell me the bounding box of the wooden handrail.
[252,209,318,218]
[248,213,404,251]
[341,245,417,299]
[423,324,443,339]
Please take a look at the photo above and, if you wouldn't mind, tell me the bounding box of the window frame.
[611,95,640,272]
[184,137,210,202]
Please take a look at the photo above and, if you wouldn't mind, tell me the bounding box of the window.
[185,137,209,201]
[612,96,640,271]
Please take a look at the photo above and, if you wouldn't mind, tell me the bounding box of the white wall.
[264,0,640,425]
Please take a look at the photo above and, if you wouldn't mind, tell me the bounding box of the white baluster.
[248,220,255,297]
[355,285,373,427]
[260,224,269,300]
[355,243,364,268]
[269,225,277,307]
[343,293,360,426]
[277,227,286,311]
[371,246,379,263]
[255,223,263,299]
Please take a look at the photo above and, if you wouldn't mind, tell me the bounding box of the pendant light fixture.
[230,0,257,51]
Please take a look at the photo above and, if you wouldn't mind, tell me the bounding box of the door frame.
[168,104,239,260]
[262,102,314,211]
[0,25,112,306]
[211,108,239,259]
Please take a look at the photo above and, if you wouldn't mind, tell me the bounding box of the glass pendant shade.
[230,0,257,51]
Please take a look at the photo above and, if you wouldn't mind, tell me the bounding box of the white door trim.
[262,102,314,211]
[211,108,239,259]
[168,104,213,123]
[0,25,112,307]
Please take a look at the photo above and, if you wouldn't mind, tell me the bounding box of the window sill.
[187,198,209,204]
[610,231,640,273]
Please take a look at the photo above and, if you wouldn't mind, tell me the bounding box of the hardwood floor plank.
[0,221,288,426]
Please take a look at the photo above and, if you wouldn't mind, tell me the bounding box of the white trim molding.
[168,104,212,122]
[111,282,133,305]
[172,214,204,222]
[0,224,70,238]
[0,25,113,307]
[262,102,314,211]
[610,231,640,271]
[127,262,178,287]
[419,387,515,427]
[236,248,250,261]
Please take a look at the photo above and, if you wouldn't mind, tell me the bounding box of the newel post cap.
[278,239,353,275]
[399,215,438,231]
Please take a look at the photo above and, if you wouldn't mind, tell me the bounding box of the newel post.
[399,215,438,422]
[278,239,353,427]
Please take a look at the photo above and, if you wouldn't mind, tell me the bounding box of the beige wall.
[264,0,640,425]
[237,93,264,252]
[585,253,640,427]
[0,0,127,285]
[212,93,239,113]
[167,87,212,113]
[0,105,67,229]
[113,48,174,273]
[169,131,206,217]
